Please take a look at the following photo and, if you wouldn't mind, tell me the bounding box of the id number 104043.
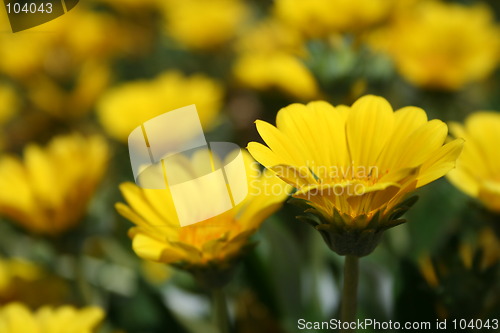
[6,2,53,14]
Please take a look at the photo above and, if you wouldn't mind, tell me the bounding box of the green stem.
[212,288,230,333]
[340,255,359,333]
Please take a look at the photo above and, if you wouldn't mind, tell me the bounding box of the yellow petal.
[132,232,169,262]
[464,112,500,177]
[346,95,395,167]
[71,307,105,331]
[478,180,500,212]
[270,164,317,188]
[446,168,479,198]
[255,119,304,166]
[417,138,464,187]
[395,119,448,168]
[119,182,176,229]
[377,106,428,170]
[246,142,282,168]
[0,303,40,333]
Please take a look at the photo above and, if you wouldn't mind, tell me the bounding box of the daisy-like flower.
[116,151,289,288]
[0,302,104,333]
[0,134,108,236]
[447,112,500,213]
[376,1,500,90]
[247,95,464,256]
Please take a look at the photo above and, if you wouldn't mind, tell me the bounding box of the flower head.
[0,134,109,235]
[0,303,104,333]
[377,1,500,90]
[116,151,289,286]
[162,0,248,50]
[248,95,463,256]
[447,112,500,213]
[97,71,223,142]
[233,51,318,100]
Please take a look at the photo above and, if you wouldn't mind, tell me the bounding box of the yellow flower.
[378,1,500,90]
[97,71,223,142]
[162,0,248,50]
[247,95,463,256]
[447,112,500,213]
[0,34,51,80]
[233,51,318,100]
[274,0,393,37]
[52,10,126,62]
[0,303,104,333]
[116,151,289,284]
[0,134,109,235]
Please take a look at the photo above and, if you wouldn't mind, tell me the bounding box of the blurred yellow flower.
[274,0,393,37]
[53,10,126,62]
[235,19,305,56]
[447,112,500,213]
[421,228,500,288]
[233,52,318,100]
[97,71,223,142]
[162,0,248,50]
[0,303,104,333]
[0,34,51,80]
[248,95,463,256]
[28,62,111,119]
[459,229,500,271]
[0,134,109,235]
[116,152,290,271]
[378,1,500,90]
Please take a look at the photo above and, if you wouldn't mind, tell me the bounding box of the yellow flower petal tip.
[248,95,463,256]
[447,111,500,213]
[0,302,105,333]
